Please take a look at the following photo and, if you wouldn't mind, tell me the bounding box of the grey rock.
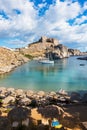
[0,87,6,94]
[5,88,15,97]
[3,96,15,104]
[7,88,15,93]
[19,97,31,106]
[37,91,45,97]
[15,89,24,96]
[26,90,34,98]
[49,91,56,96]
[0,94,6,99]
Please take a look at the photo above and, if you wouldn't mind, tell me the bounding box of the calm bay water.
[0,56,87,92]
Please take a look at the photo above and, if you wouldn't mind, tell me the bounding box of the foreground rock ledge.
[0,87,87,130]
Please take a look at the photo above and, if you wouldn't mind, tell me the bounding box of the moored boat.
[39,59,54,64]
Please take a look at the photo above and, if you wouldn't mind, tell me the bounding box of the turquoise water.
[0,56,87,92]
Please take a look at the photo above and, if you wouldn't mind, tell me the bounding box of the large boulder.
[3,96,15,104]
[26,90,34,98]
[18,97,31,106]
[37,91,45,97]
[15,89,25,97]
[0,87,7,99]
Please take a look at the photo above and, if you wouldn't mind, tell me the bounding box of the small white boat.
[39,59,54,64]
[39,49,54,64]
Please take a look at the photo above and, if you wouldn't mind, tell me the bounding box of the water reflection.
[29,59,68,74]
[0,57,87,92]
[0,73,9,79]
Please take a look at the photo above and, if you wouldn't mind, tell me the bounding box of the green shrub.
[24,54,33,59]
[0,99,2,103]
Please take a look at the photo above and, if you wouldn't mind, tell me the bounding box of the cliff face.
[0,47,29,74]
[52,44,69,59]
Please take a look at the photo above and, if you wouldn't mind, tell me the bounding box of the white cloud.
[0,0,87,51]
[0,0,38,36]
[74,16,87,24]
[38,3,47,8]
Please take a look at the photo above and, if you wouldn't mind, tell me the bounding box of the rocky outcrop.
[68,49,82,56]
[19,36,60,57]
[50,44,69,59]
[0,47,29,74]
[19,36,70,59]
[19,36,85,60]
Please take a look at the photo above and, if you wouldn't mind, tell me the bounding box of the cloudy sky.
[0,0,87,51]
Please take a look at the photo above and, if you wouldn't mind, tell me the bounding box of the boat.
[39,48,54,64]
[39,59,54,64]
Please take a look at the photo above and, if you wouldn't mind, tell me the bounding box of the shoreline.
[0,59,30,75]
[0,87,87,130]
[0,54,87,75]
[0,87,87,109]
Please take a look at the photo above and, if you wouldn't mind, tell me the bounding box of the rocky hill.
[0,47,29,74]
[18,36,60,58]
[19,36,84,60]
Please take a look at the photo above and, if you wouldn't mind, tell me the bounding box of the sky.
[0,0,87,51]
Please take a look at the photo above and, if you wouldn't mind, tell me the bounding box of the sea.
[0,56,87,92]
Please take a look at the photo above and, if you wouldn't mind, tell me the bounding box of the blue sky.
[0,0,87,51]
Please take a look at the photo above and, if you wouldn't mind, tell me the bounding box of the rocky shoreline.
[0,47,29,75]
[0,87,87,108]
[0,87,87,130]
